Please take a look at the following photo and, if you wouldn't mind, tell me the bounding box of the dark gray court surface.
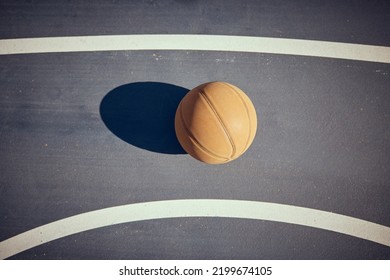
[0,0,389,259]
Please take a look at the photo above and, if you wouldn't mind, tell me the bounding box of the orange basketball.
[175,81,257,164]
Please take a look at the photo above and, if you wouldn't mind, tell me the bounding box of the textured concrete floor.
[0,0,389,259]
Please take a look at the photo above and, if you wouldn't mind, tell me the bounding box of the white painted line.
[0,35,389,63]
[0,199,389,259]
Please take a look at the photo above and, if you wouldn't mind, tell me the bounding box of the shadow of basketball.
[100,82,189,154]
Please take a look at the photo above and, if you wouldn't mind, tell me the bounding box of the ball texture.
[175,81,257,164]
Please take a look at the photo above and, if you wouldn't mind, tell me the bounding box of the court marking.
[0,199,389,259]
[0,35,390,63]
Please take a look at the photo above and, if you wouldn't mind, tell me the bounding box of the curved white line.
[0,35,389,63]
[0,199,389,259]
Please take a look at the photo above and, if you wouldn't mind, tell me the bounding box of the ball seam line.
[221,82,253,153]
[178,101,229,162]
[198,89,236,159]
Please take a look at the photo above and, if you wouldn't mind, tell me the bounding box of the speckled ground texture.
[0,0,389,259]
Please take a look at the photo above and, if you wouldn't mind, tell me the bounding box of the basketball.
[175,81,257,164]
